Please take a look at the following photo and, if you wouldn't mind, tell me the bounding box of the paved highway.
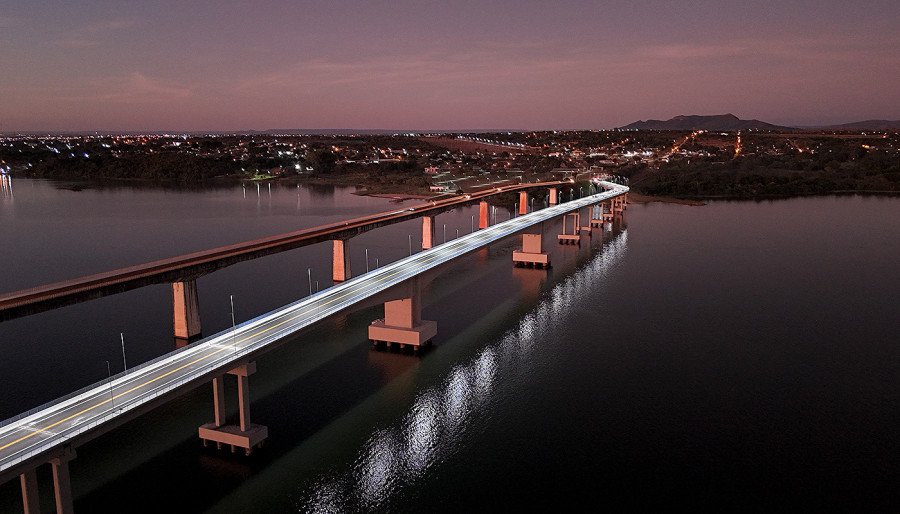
[0,182,627,480]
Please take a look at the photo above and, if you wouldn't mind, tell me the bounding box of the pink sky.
[1,0,898,131]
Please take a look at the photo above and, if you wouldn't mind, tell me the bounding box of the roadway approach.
[0,181,628,513]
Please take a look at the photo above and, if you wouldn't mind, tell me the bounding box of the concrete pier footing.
[199,362,268,456]
[549,187,558,205]
[513,233,550,268]
[369,296,436,352]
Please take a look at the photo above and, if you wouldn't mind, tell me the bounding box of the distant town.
[2,116,898,199]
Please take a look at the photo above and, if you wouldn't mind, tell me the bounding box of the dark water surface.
[1,179,897,511]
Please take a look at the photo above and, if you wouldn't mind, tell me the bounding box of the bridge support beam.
[369,294,436,352]
[19,470,39,514]
[172,280,202,340]
[199,362,268,456]
[558,212,581,245]
[519,192,528,215]
[422,216,435,250]
[549,187,558,205]
[50,448,75,514]
[478,201,489,229]
[332,239,351,282]
[513,232,550,268]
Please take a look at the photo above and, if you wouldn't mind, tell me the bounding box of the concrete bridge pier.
[590,204,604,227]
[422,216,435,250]
[173,280,201,341]
[513,232,550,268]
[18,446,76,514]
[478,201,489,229]
[369,291,437,353]
[558,212,581,245]
[579,207,593,236]
[332,238,351,282]
[601,200,615,222]
[519,191,528,215]
[549,187,558,205]
[199,362,268,456]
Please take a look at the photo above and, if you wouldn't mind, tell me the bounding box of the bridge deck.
[0,182,627,481]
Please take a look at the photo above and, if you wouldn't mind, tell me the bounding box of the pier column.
[369,290,437,352]
[172,280,202,340]
[212,376,225,427]
[478,201,489,229]
[332,239,351,282]
[549,187,558,205]
[235,368,251,432]
[513,232,550,268]
[50,447,75,514]
[19,470,39,514]
[519,191,528,215]
[422,216,435,250]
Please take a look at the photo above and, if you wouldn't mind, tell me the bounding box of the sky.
[1,0,898,132]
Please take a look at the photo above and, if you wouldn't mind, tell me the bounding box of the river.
[0,178,897,511]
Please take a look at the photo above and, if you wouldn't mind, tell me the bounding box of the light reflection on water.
[299,230,628,512]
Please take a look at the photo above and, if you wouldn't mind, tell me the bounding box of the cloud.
[235,46,581,95]
[55,72,194,104]
[55,18,138,49]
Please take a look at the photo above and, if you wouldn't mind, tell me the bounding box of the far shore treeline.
[1,131,898,199]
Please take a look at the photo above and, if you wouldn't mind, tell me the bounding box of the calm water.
[0,178,898,511]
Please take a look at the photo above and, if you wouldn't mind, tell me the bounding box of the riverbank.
[625,193,706,206]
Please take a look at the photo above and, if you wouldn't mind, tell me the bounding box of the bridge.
[0,181,628,513]
[0,180,571,334]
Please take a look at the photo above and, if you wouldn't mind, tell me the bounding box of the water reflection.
[298,230,628,512]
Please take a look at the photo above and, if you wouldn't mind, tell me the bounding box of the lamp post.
[230,294,237,353]
[365,249,369,272]
[307,268,312,296]
[105,361,114,409]
[408,234,412,256]
[120,332,127,371]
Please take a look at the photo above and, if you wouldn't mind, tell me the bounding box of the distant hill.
[619,114,791,131]
[809,120,900,131]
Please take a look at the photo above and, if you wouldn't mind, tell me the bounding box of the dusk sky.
[2,0,898,132]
